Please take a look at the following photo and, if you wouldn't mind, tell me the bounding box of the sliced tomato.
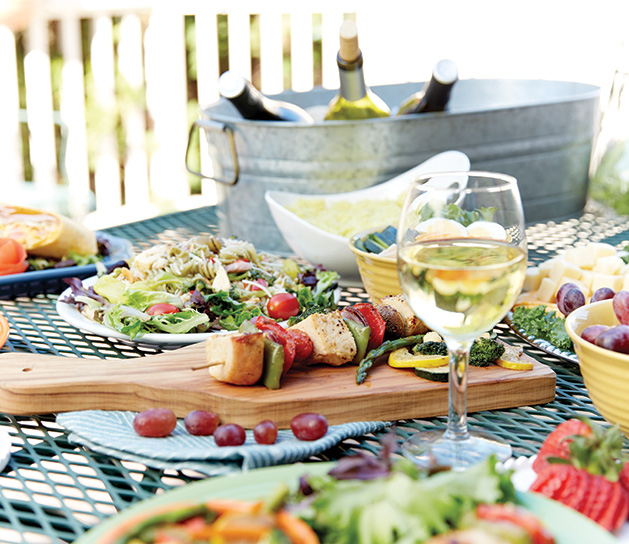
[0,238,28,276]
[147,303,180,316]
[351,303,386,351]
[289,328,313,361]
[475,503,555,544]
[254,316,296,373]
[267,293,300,320]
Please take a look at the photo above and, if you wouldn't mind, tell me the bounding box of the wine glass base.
[401,430,512,471]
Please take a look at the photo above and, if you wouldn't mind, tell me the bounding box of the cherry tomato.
[267,293,300,320]
[0,238,28,276]
[146,303,180,316]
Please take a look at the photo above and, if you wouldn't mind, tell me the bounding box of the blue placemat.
[57,411,389,477]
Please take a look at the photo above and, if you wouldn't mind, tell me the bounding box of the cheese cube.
[567,244,598,269]
[538,257,558,278]
[548,259,583,283]
[591,273,624,294]
[622,274,629,291]
[563,246,592,268]
[536,277,558,303]
[593,255,625,275]
[580,269,595,292]
[592,243,617,261]
[523,267,542,292]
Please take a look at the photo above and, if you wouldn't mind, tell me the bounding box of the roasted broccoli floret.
[469,336,505,367]
[413,341,448,356]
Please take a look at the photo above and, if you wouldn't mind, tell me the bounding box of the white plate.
[503,455,629,541]
[58,275,234,346]
[56,276,340,346]
[0,427,11,473]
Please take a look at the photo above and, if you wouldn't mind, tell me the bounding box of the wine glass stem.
[444,339,472,442]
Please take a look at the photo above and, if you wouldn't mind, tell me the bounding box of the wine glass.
[397,171,527,470]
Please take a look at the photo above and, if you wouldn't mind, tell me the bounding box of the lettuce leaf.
[296,456,514,544]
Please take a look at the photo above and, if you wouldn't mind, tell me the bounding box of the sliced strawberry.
[581,475,611,524]
[533,419,593,473]
[529,464,575,499]
[619,461,629,495]
[597,481,629,532]
[556,466,590,514]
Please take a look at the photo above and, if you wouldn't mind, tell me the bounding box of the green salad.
[62,234,339,339]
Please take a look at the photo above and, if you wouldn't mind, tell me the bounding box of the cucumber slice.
[414,365,449,382]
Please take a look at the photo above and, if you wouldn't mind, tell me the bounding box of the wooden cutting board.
[0,343,555,428]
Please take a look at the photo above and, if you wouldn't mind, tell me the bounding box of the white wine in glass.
[397,171,527,470]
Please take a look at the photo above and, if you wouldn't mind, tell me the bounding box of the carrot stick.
[276,510,320,544]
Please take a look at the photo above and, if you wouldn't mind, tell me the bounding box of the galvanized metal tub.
[188,79,600,253]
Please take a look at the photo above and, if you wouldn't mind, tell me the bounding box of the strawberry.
[619,461,629,494]
[597,478,629,532]
[529,463,575,498]
[532,418,592,473]
[530,417,629,533]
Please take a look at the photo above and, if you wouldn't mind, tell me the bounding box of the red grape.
[556,287,585,316]
[133,408,177,437]
[590,287,615,303]
[290,413,328,441]
[253,420,278,445]
[613,291,629,325]
[556,283,579,306]
[214,423,246,446]
[595,325,629,354]
[184,410,219,436]
[581,324,609,344]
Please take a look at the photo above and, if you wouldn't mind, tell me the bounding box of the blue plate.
[0,231,134,299]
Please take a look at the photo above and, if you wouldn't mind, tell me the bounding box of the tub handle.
[185,119,240,185]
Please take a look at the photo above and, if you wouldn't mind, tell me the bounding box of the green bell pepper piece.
[263,338,284,390]
[344,318,371,364]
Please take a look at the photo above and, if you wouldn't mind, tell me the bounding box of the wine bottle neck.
[337,51,368,101]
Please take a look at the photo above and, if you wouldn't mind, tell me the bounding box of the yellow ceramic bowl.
[565,299,629,437]
[348,228,401,305]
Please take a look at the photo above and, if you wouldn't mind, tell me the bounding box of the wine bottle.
[396,59,458,116]
[218,71,314,123]
[324,20,390,121]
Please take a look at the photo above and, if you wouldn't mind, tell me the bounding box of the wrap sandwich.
[0,203,97,259]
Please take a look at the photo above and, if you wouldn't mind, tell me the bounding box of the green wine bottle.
[396,59,458,116]
[324,20,390,121]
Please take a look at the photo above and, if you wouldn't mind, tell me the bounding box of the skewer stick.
[191,361,225,371]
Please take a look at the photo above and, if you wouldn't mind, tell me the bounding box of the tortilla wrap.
[0,203,97,259]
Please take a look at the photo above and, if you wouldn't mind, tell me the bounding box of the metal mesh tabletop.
[0,204,626,543]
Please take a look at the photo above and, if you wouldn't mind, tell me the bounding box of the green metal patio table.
[0,203,625,543]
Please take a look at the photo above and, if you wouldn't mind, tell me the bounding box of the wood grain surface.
[0,343,556,428]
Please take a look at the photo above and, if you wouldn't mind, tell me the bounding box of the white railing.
[1,0,626,228]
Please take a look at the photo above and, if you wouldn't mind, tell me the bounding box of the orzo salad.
[61,234,339,339]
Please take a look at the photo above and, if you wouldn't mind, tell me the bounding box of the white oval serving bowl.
[264,150,471,282]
